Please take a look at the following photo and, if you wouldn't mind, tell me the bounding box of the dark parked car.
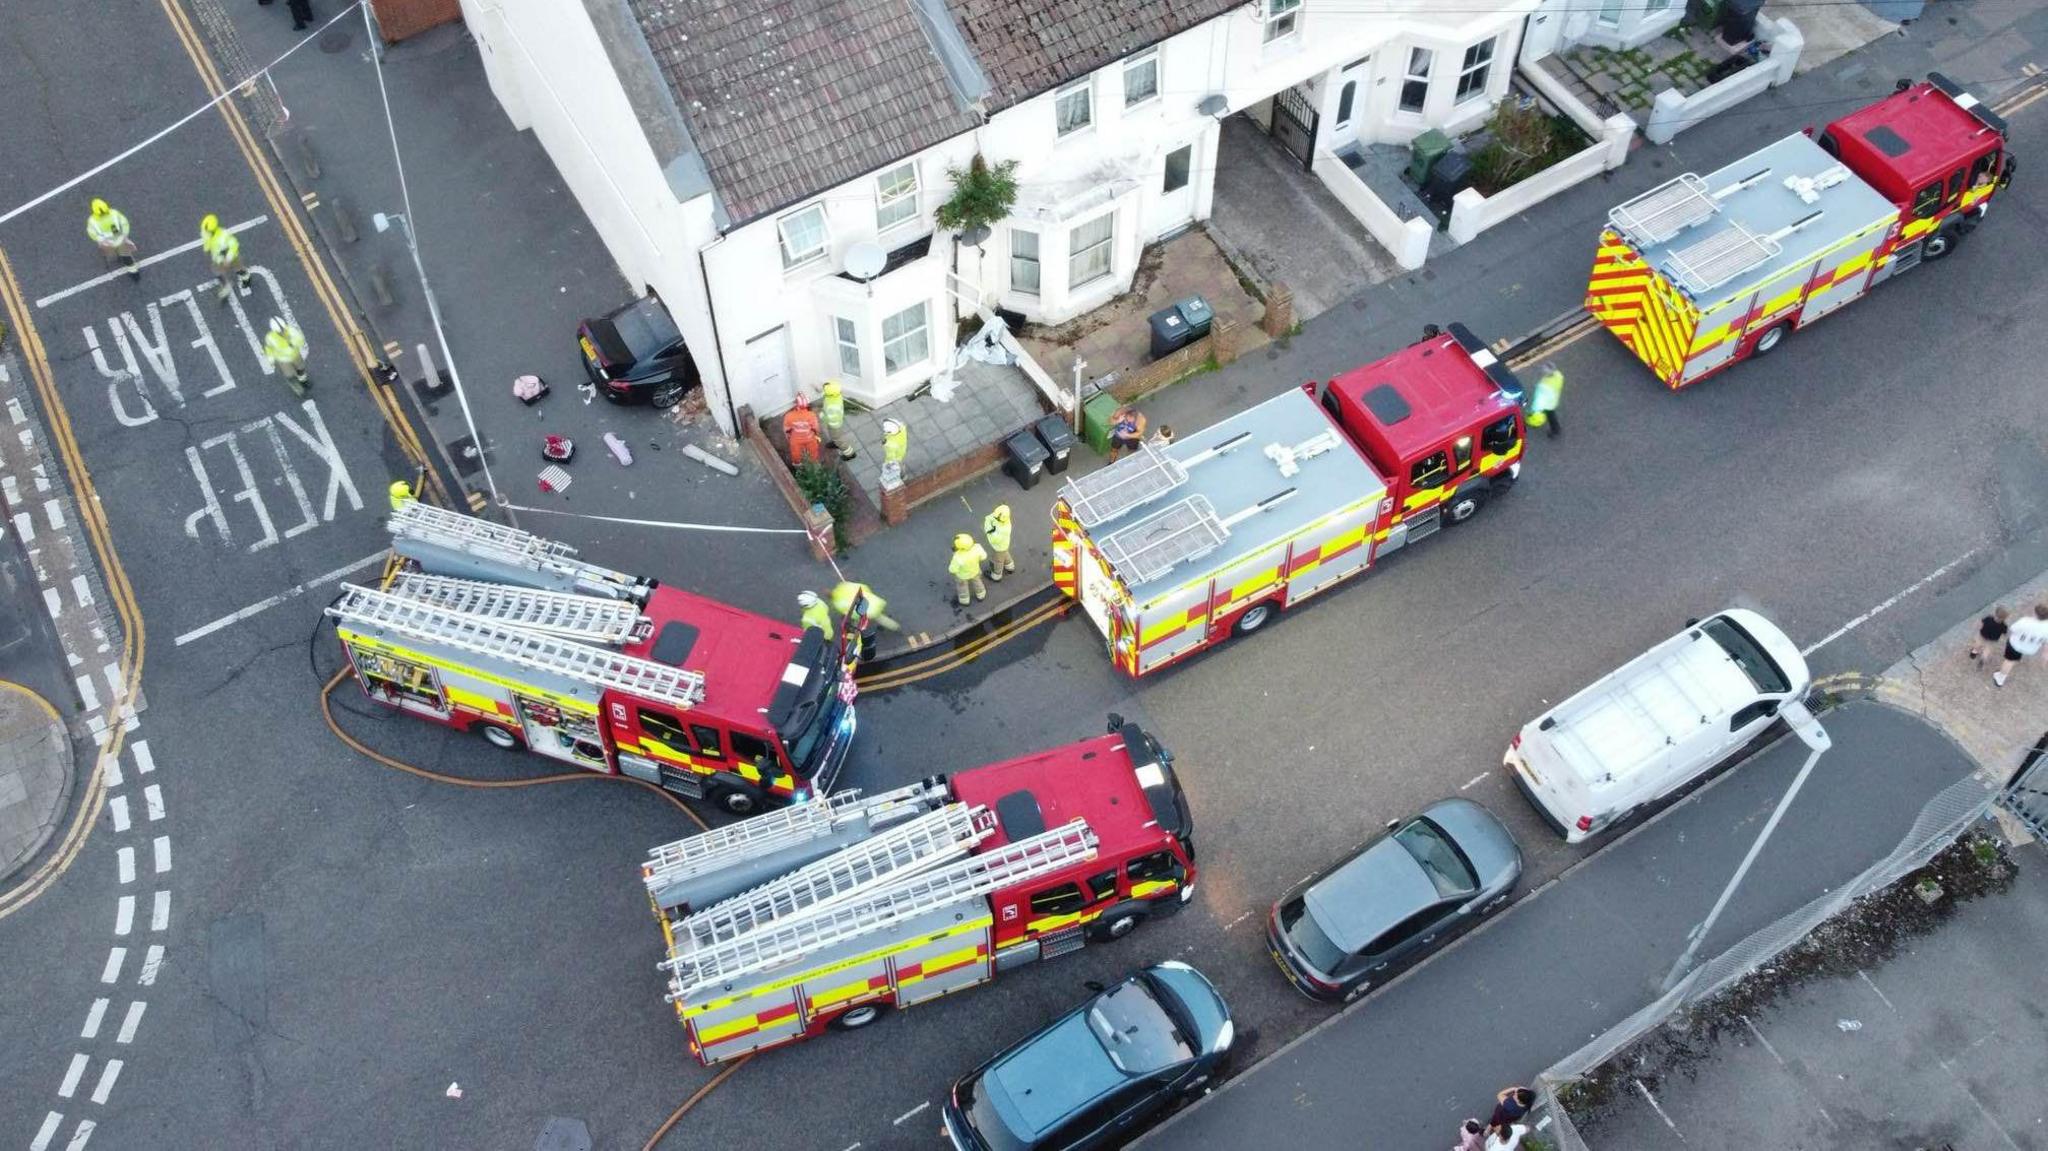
[942,962,1232,1151]
[1268,798,1521,1003]
[576,296,700,408]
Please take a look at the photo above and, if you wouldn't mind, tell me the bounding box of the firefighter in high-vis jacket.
[820,379,853,458]
[797,590,832,634]
[982,505,1015,582]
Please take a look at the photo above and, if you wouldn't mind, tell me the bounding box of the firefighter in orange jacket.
[783,393,822,467]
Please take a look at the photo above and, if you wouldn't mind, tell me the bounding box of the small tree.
[935,153,1020,235]
[1471,101,1558,192]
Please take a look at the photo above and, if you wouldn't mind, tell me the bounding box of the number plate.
[579,335,598,363]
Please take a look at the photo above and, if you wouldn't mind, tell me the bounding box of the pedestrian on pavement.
[1487,1086,1535,1136]
[1483,1124,1527,1151]
[1109,404,1147,461]
[819,379,854,459]
[262,316,310,395]
[982,505,1015,582]
[201,214,252,303]
[1993,603,2048,687]
[1148,424,1175,449]
[880,417,908,485]
[1971,606,2010,663]
[86,199,140,279]
[783,392,822,467]
[259,0,316,31]
[1526,363,1564,438]
[1452,1117,1486,1151]
[950,533,988,606]
[797,590,832,635]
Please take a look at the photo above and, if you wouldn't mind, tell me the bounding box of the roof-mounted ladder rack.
[387,572,648,644]
[1059,431,1252,528]
[388,500,646,601]
[641,781,949,894]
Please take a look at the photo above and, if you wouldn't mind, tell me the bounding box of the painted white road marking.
[57,1053,88,1098]
[100,949,125,984]
[151,890,170,931]
[114,896,133,935]
[1803,547,1979,656]
[89,1059,121,1104]
[7,397,24,425]
[116,1002,146,1045]
[14,510,34,542]
[1459,772,1489,790]
[75,674,100,714]
[181,403,361,553]
[34,215,269,308]
[116,847,134,885]
[1222,910,1253,931]
[108,796,129,832]
[174,548,384,645]
[65,1118,95,1151]
[1741,1014,1786,1065]
[31,1111,62,1151]
[72,575,94,608]
[144,784,164,821]
[131,739,155,774]
[101,662,121,700]
[1858,969,1898,1013]
[102,754,122,788]
[44,587,63,619]
[80,1000,109,1040]
[891,1102,930,1126]
[152,836,172,874]
[138,945,164,986]
[43,498,63,530]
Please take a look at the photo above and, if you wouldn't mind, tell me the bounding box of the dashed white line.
[13,510,34,542]
[75,674,100,714]
[102,754,122,788]
[150,890,170,931]
[143,784,164,821]
[43,587,62,619]
[31,1111,62,1151]
[108,795,129,832]
[116,847,134,885]
[100,949,125,984]
[56,1053,88,1098]
[1459,772,1489,790]
[7,397,25,425]
[115,1001,146,1045]
[138,945,164,986]
[1632,1078,1684,1139]
[44,498,64,530]
[1740,1014,1785,1065]
[1858,969,1898,1013]
[131,739,155,774]
[114,896,134,936]
[88,1060,122,1105]
[891,1102,930,1126]
[100,662,121,700]
[1802,546,1978,656]
[80,1000,109,1040]
[72,575,94,609]
[2,474,17,504]
[152,836,172,874]
[1222,910,1254,931]
[173,548,386,646]
[64,1118,95,1151]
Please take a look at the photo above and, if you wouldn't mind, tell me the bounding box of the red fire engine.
[642,718,1196,1063]
[1053,324,1525,675]
[327,501,857,814]
[1588,73,2015,387]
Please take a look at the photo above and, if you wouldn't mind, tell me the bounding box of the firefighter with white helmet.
[797,590,832,634]
[263,316,311,395]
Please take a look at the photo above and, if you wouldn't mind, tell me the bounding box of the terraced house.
[464,0,1536,430]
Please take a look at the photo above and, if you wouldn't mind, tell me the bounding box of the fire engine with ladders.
[1053,323,1526,676]
[326,499,858,814]
[1587,73,2015,387]
[640,717,1196,1064]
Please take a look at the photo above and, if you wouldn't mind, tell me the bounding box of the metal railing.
[1537,771,1999,1150]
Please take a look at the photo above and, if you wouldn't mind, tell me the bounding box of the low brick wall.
[738,404,813,522]
[369,0,460,41]
[901,440,1012,511]
[1107,317,1242,406]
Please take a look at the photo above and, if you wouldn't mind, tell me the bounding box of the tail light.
[1510,732,1522,750]
[1575,815,1594,832]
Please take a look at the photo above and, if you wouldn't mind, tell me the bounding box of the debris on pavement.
[681,443,737,476]
[603,432,633,465]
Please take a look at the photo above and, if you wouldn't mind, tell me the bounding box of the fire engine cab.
[1588,73,2014,387]
[642,718,1196,1064]
[1054,324,1525,676]
[327,501,857,814]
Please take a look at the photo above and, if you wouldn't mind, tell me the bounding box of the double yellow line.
[854,597,1070,693]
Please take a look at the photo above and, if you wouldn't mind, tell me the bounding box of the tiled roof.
[631,0,981,226]
[943,0,1240,112]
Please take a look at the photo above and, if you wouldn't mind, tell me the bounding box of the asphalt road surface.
[0,7,2044,1151]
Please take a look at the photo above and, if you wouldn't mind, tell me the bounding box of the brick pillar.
[1209,318,1240,367]
[879,476,909,526]
[1261,282,1295,339]
[804,504,835,562]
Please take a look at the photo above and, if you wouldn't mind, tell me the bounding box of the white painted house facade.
[462,0,1534,431]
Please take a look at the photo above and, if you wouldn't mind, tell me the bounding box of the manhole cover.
[318,27,353,54]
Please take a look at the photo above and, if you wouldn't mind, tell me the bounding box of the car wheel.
[480,725,521,751]
[830,1003,885,1031]
[650,381,685,409]
[716,786,761,816]
[1446,488,1486,524]
[1089,907,1146,942]
[1233,603,1273,637]
[1753,323,1789,356]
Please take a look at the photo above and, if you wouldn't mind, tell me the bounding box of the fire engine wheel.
[479,724,522,751]
[714,787,762,816]
[1446,489,1487,524]
[650,381,686,409]
[1921,223,1962,261]
[1232,604,1273,637]
[1088,905,1148,942]
[830,1004,886,1031]
[1753,323,1790,356]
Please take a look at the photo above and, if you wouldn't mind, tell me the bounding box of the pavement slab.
[0,682,68,881]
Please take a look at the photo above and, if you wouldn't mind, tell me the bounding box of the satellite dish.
[1197,94,1227,117]
[844,242,887,281]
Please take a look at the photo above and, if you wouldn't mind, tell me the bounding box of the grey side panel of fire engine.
[1281,500,1378,604]
[1797,221,1890,326]
[1137,578,1214,674]
[886,902,993,1008]
[1684,294,1753,383]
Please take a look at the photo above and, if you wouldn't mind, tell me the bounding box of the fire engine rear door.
[1075,544,1119,641]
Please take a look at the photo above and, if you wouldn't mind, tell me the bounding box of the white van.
[1504,609,1810,843]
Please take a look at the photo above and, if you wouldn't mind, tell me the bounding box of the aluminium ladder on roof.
[641,781,948,894]
[665,820,1099,998]
[1096,495,1229,585]
[675,803,994,952]
[1610,173,1720,245]
[388,572,648,645]
[388,500,643,599]
[1662,221,1783,296]
[328,583,706,710]
[1061,443,1190,528]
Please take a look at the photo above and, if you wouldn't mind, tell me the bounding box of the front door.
[1270,85,1319,170]
[740,325,796,414]
[1145,141,1198,238]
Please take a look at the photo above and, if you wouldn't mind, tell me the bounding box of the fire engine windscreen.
[773,629,851,779]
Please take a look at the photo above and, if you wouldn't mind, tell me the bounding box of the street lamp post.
[1660,698,1832,993]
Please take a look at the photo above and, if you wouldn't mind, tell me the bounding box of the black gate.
[1270,85,1319,170]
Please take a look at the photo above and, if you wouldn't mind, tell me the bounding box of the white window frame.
[1162,145,1192,194]
[1055,79,1094,137]
[1262,0,1302,43]
[1067,211,1115,290]
[1455,38,1496,106]
[1010,228,1041,297]
[832,316,862,377]
[776,204,829,270]
[881,302,930,375]
[1596,0,1623,28]
[1123,50,1160,108]
[874,162,920,232]
[1399,47,1433,115]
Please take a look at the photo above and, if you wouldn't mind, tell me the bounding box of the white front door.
[1145,140,1198,238]
[740,326,797,413]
